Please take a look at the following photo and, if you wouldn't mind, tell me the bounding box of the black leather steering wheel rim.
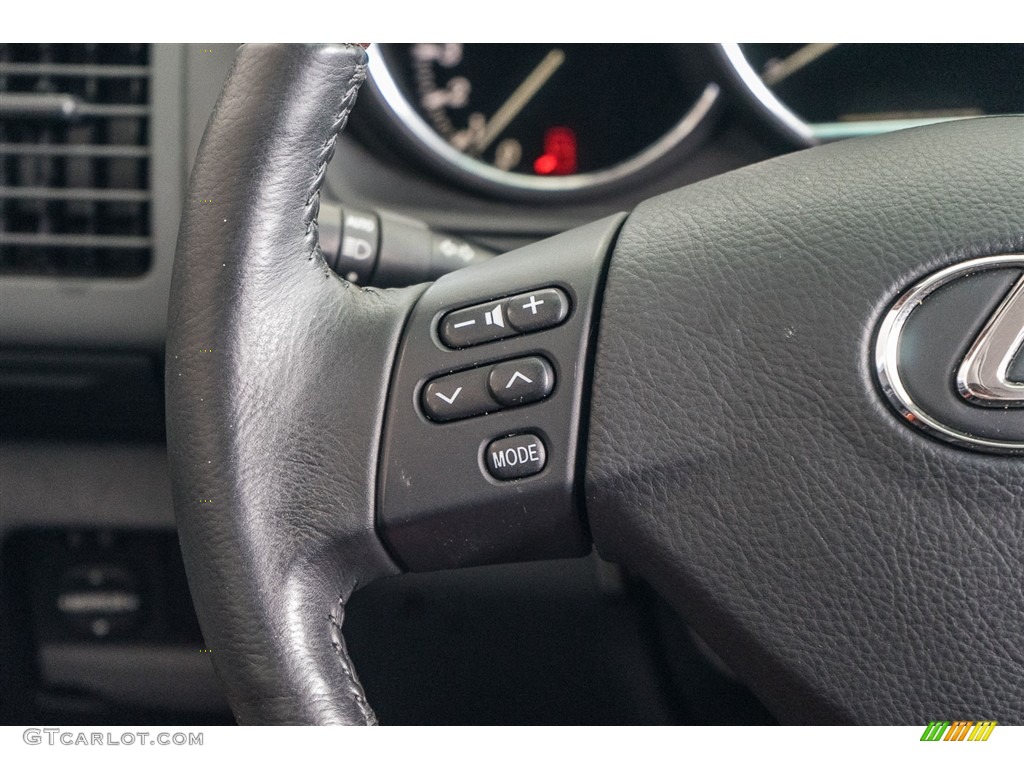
[167,44,1024,725]
[168,44,422,724]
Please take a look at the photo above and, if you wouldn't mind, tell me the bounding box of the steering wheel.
[166,44,1024,725]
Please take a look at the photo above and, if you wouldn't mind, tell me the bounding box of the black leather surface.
[166,44,422,725]
[586,117,1024,724]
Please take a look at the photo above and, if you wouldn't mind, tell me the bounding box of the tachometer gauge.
[720,44,1024,145]
[366,44,720,199]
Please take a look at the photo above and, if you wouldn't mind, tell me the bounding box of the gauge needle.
[470,48,566,156]
[762,43,839,86]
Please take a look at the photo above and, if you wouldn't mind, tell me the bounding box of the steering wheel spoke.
[378,215,621,571]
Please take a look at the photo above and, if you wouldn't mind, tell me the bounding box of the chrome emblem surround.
[875,254,1024,454]
[957,276,1024,406]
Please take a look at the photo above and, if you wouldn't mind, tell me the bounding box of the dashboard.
[1,42,1020,725]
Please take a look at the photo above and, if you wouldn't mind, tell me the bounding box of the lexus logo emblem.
[876,255,1024,454]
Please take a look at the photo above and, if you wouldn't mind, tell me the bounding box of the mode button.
[485,433,547,481]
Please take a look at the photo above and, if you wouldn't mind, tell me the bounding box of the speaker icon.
[483,305,504,328]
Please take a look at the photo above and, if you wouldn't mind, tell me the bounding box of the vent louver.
[0,44,152,278]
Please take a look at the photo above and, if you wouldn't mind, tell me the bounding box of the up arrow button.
[488,356,554,407]
[505,371,533,388]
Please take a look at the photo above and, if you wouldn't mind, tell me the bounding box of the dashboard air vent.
[0,44,152,278]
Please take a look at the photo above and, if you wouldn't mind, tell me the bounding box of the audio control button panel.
[378,215,625,571]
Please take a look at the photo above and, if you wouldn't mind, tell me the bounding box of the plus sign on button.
[505,287,570,334]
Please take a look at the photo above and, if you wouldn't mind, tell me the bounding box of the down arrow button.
[487,356,554,407]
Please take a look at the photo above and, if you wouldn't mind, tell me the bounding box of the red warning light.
[534,153,558,175]
[533,126,577,176]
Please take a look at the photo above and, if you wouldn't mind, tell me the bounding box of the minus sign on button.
[453,320,477,328]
